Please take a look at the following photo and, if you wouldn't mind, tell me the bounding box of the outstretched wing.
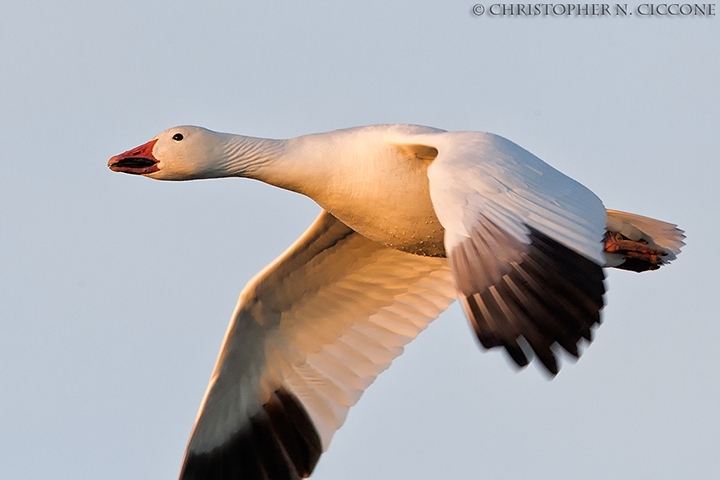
[179,210,456,480]
[424,132,607,374]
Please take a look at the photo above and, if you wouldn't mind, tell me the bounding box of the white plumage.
[108,124,684,480]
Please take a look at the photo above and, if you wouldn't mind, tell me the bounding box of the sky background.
[1,2,718,479]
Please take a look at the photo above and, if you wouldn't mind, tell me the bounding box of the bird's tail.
[604,209,685,272]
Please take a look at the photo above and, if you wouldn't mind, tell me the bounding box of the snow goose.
[108,124,684,480]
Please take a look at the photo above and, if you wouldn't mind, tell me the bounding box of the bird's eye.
[172,133,184,141]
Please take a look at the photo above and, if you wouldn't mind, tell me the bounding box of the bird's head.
[108,126,229,180]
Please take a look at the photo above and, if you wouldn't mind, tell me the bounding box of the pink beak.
[108,139,159,175]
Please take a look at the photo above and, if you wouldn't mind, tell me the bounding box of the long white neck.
[219,134,286,179]
[196,126,446,257]
[217,133,331,199]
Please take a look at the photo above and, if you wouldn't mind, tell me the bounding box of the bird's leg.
[604,231,666,263]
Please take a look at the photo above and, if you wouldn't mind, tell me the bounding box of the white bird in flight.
[108,124,684,480]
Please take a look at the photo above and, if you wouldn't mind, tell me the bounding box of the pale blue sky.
[1,2,718,479]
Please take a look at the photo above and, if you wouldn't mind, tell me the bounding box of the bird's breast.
[309,144,447,257]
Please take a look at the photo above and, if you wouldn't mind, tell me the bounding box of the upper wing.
[179,210,456,480]
[424,132,607,374]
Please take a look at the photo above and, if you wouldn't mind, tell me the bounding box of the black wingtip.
[179,388,322,480]
[454,222,605,376]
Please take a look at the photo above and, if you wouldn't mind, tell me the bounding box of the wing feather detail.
[179,210,455,479]
[424,132,607,374]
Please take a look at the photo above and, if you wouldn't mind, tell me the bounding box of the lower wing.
[179,210,456,479]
